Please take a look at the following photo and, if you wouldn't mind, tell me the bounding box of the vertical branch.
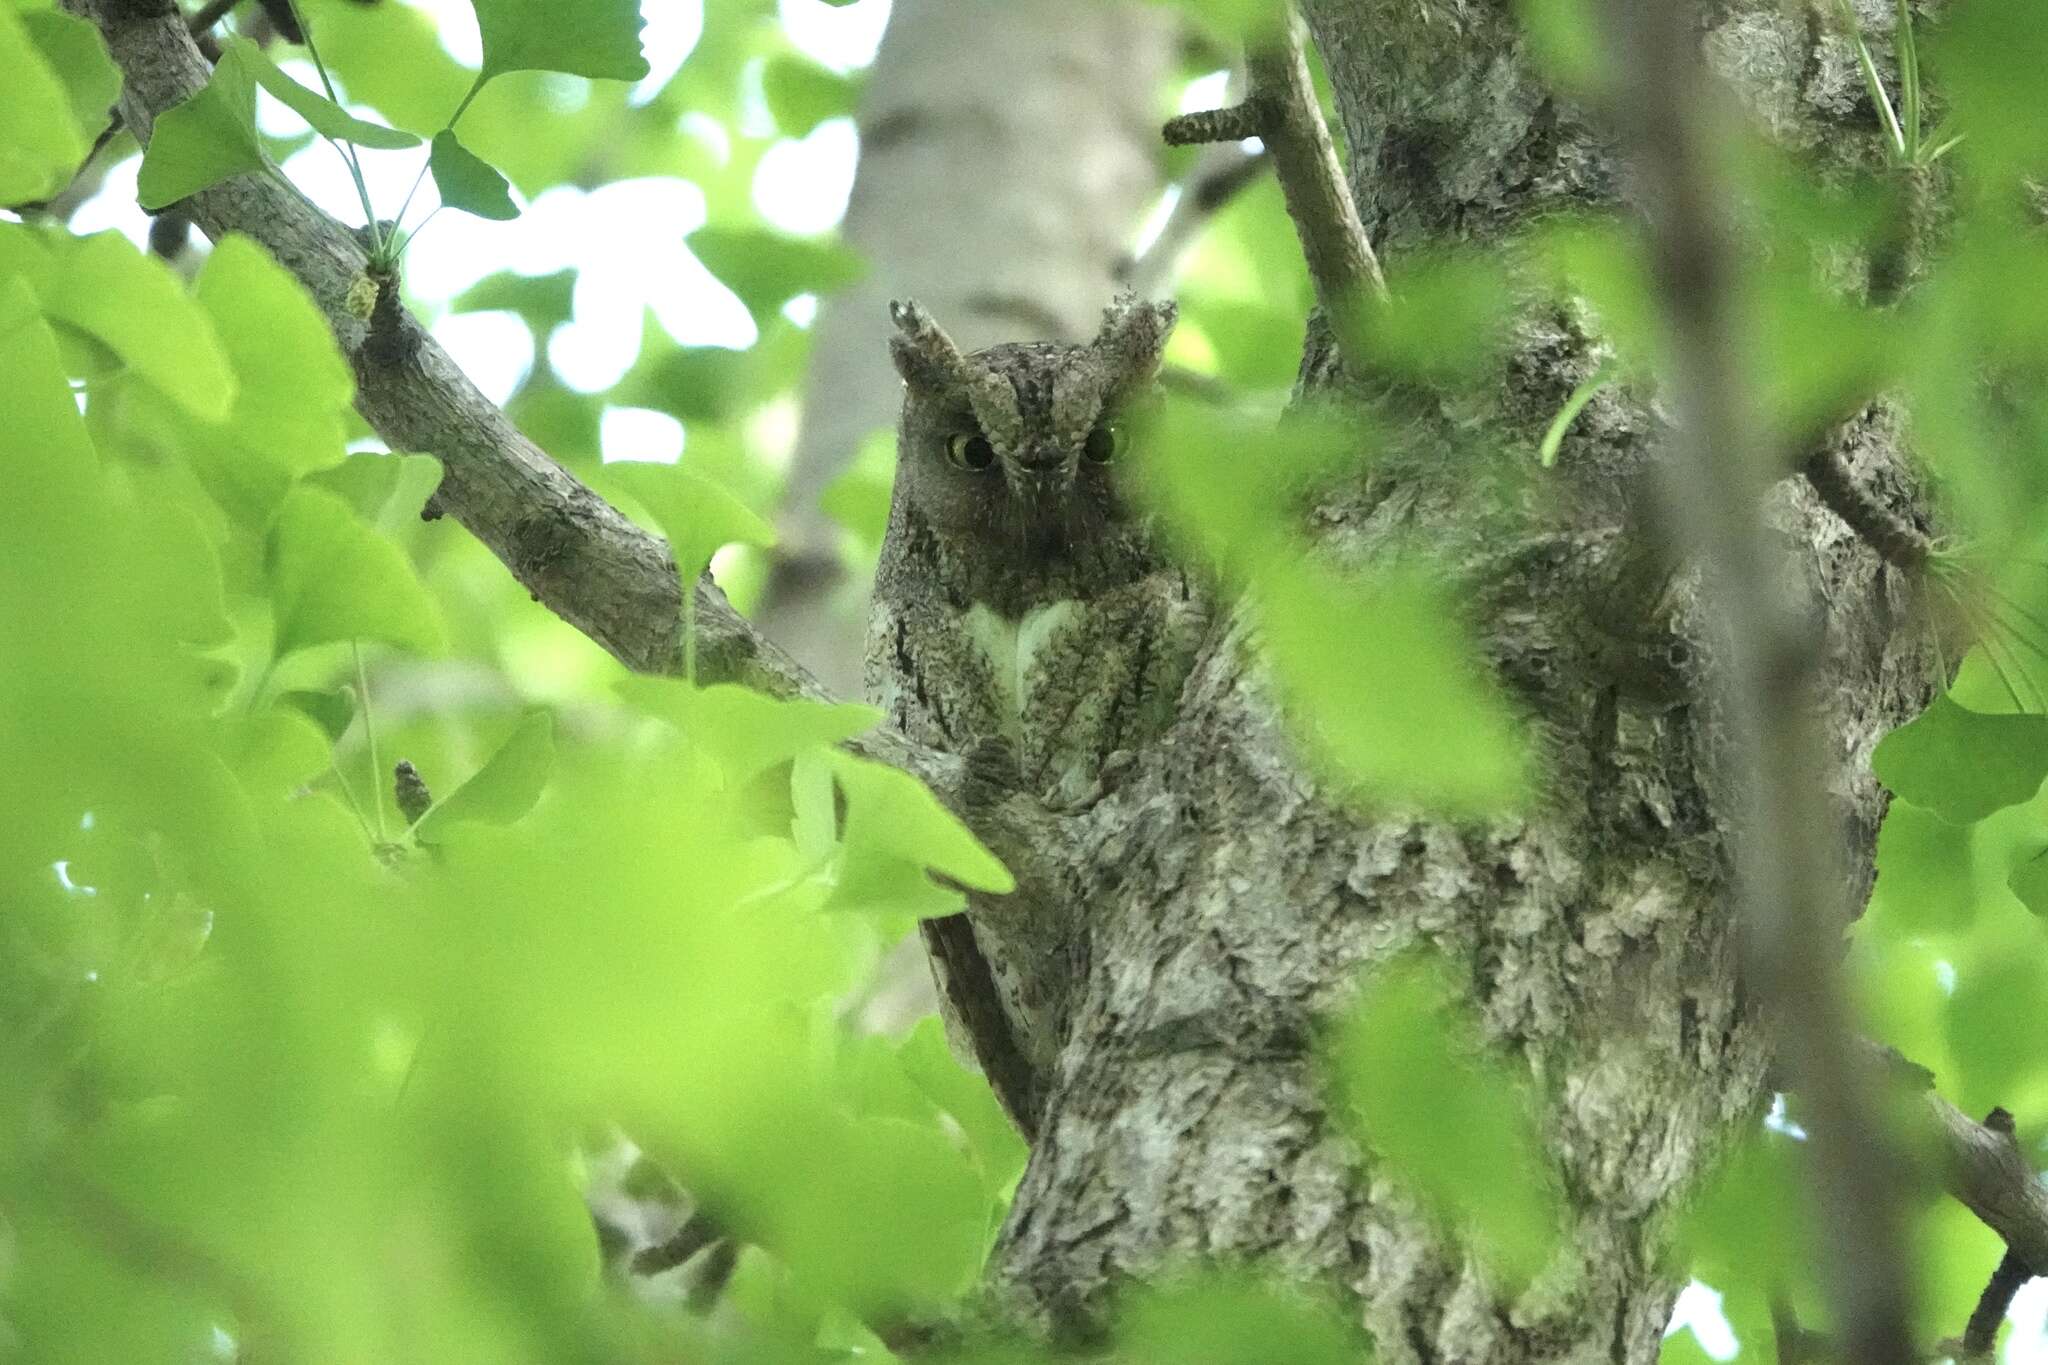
[1163,14,1384,374]
[1596,1,1917,1360]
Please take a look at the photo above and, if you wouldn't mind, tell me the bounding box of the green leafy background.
[9,0,2048,1359]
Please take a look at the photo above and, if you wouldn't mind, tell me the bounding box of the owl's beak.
[1010,443,1069,474]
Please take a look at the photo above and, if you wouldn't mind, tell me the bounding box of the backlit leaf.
[136,41,267,209]
[823,752,1012,917]
[1327,953,1562,1286]
[416,711,555,839]
[34,231,236,422]
[266,486,444,658]
[0,6,87,204]
[233,38,421,149]
[605,461,776,584]
[470,0,650,83]
[1260,561,1528,813]
[429,129,519,220]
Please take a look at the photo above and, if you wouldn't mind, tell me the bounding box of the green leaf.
[1326,954,1562,1287]
[1118,1274,1362,1365]
[231,38,420,149]
[37,231,237,422]
[179,234,354,520]
[451,268,576,329]
[0,6,88,204]
[689,227,864,323]
[761,54,857,138]
[1944,940,2048,1111]
[614,679,879,786]
[894,1018,1028,1200]
[470,0,650,82]
[429,129,519,220]
[604,462,776,584]
[1865,799,1977,937]
[2010,847,2048,918]
[822,752,1012,917]
[19,9,119,140]
[278,688,357,741]
[136,40,267,210]
[308,452,443,532]
[1871,693,2048,824]
[266,486,445,659]
[416,711,555,839]
[1259,561,1528,814]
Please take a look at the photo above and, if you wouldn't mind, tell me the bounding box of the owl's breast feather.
[960,599,1081,738]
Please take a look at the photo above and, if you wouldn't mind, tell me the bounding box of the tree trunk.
[759,0,1175,695]
[980,3,1938,1360]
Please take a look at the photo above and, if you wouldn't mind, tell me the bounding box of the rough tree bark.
[759,0,1173,694]
[981,2,1937,1358]
[65,1,2045,1361]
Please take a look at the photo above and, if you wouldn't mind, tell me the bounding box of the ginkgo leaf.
[137,42,267,210]
[821,753,1012,918]
[1258,561,1528,814]
[429,129,519,220]
[310,452,444,532]
[231,39,421,149]
[469,0,650,83]
[416,712,554,840]
[266,487,444,659]
[19,9,119,142]
[615,679,878,787]
[604,462,776,583]
[1872,692,2048,824]
[36,231,237,422]
[0,7,87,204]
[1326,954,1562,1287]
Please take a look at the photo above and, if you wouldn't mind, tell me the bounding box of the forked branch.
[1162,14,1383,375]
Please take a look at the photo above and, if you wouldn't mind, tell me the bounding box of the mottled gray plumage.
[865,296,1208,1132]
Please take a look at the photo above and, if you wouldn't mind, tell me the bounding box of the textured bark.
[759,0,1174,695]
[976,2,1942,1360]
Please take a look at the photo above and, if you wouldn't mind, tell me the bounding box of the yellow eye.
[1083,423,1123,464]
[946,431,996,470]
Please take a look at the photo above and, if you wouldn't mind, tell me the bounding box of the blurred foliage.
[8,0,2048,1359]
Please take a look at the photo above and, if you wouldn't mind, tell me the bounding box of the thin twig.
[1594,0,1919,1360]
[1161,13,1383,375]
[630,1208,724,1277]
[186,0,237,35]
[1962,1247,2029,1358]
[1801,435,1931,571]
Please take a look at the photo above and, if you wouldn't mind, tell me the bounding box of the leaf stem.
[354,640,388,841]
[282,0,383,259]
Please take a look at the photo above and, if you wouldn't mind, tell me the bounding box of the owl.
[865,295,1209,1133]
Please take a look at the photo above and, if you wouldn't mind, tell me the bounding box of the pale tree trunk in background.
[758,0,1175,696]
[980,2,1939,1361]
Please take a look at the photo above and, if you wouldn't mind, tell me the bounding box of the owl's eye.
[946,432,996,471]
[1083,423,1123,465]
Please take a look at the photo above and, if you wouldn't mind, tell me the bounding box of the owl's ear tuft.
[1093,294,1177,397]
[889,297,969,393]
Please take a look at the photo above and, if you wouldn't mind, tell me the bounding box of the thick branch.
[62,0,801,690]
[1162,18,1382,373]
[1598,1,1918,1360]
[1932,1100,2048,1276]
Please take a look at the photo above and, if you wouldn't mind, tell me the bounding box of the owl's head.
[888,295,1176,561]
